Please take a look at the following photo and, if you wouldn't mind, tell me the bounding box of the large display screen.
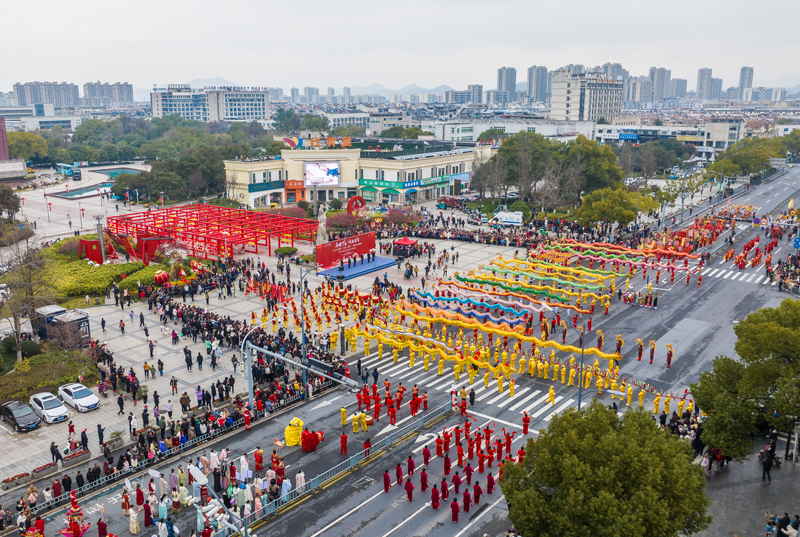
[304,162,340,186]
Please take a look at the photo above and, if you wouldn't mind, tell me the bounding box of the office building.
[648,67,671,101]
[0,92,15,107]
[527,66,548,102]
[485,90,510,106]
[421,118,594,142]
[743,87,787,101]
[602,63,625,80]
[696,68,713,100]
[290,88,300,103]
[724,87,739,100]
[267,87,283,101]
[0,103,55,121]
[13,81,79,108]
[82,81,134,104]
[444,91,469,104]
[497,67,517,96]
[467,84,483,104]
[151,85,269,122]
[739,67,754,100]
[550,70,623,122]
[670,79,687,99]
[327,87,335,101]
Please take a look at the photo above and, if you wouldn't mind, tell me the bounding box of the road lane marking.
[532,396,563,418]
[754,275,764,284]
[496,387,530,408]
[508,390,541,411]
[543,399,576,422]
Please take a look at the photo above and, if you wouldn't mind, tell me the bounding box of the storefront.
[284,180,306,204]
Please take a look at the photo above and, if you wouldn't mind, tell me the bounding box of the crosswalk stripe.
[496,387,530,408]
[705,269,719,277]
[532,396,563,418]
[484,390,513,406]
[395,366,423,380]
[718,259,725,265]
[764,277,771,285]
[713,270,725,277]
[509,390,541,411]
[476,388,498,402]
[772,281,777,286]
[406,370,437,385]
[729,273,740,281]
[428,376,456,390]
[543,399,575,422]
[723,271,732,279]
[747,274,757,282]
[523,394,552,415]
[755,275,765,284]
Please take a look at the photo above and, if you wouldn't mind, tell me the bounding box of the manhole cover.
[729,532,743,537]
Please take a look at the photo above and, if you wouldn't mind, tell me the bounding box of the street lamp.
[559,318,588,410]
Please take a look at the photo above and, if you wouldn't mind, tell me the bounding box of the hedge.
[0,352,97,402]
[47,260,145,297]
[274,247,298,255]
[118,265,163,292]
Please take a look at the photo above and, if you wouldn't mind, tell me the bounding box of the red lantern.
[153,270,169,285]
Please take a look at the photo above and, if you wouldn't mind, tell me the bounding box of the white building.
[317,111,369,130]
[420,119,595,143]
[150,85,269,122]
[550,70,623,122]
[742,87,787,102]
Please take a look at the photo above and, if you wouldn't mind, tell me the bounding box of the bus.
[56,163,82,180]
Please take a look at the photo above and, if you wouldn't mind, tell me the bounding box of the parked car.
[58,383,100,412]
[0,401,41,431]
[29,393,70,424]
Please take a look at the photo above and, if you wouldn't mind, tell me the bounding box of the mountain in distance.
[516,81,527,92]
[348,83,455,96]
[754,74,800,89]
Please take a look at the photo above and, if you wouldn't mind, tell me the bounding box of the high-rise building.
[0,92,16,107]
[564,64,584,75]
[151,85,269,122]
[648,67,671,101]
[290,88,299,103]
[467,84,483,104]
[602,63,625,80]
[626,76,654,102]
[670,79,688,99]
[444,91,469,104]
[526,66,548,102]
[550,70,623,122]
[0,118,9,161]
[82,81,134,104]
[724,87,739,100]
[13,81,80,108]
[743,87,787,102]
[738,67,754,100]
[342,87,350,96]
[327,87,335,102]
[710,78,723,100]
[267,87,283,101]
[303,87,319,103]
[696,68,713,100]
[497,67,517,96]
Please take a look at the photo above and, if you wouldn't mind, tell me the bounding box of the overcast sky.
[4,0,800,94]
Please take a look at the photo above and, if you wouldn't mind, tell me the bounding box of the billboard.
[304,162,340,186]
[316,232,376,270]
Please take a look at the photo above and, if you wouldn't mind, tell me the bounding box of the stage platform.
[318,255,396,281]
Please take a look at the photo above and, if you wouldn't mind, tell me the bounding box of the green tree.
[7,132,48,161]
[567,135,625,196]
[500,401,711,537]
[596,117,610,124]
[0,185,21,215]
[380,125,406,138]
[332,125,366,137]
[476,128,506,141]
[273,109,301,133]
[575,186,657,227]
[785,130,800,155]
[691,299,800,457]
[301,114,330,132]
[327,198,343,210]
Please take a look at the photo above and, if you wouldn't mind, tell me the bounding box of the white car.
[29,393,70,423]
[58,383,100,413]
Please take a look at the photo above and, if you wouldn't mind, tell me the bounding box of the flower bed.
[62,449,90,467]
[1,472,30,490]
[32,462,58,479]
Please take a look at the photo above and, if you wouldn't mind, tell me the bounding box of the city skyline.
[2,0,800,94]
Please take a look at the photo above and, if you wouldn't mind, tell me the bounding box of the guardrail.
[222,402,454,535]
[23,380,336,516]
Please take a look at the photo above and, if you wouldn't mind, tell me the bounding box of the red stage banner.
[316,232,376,270]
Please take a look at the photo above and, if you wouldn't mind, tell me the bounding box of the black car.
[0,401,41,432]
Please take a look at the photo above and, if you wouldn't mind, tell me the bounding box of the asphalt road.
[19,165,800,537]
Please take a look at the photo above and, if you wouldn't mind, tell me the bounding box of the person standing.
[762,455,773,483]
[117,394,125,415]
[97,425,105,446]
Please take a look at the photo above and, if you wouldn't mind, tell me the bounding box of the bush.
[274,247,298,255]
[328,198,343,210]
[327,212,358,229]
[21,341,42,358]
[57,240,81,257]
[1,336,15,355]
[118,265,163,292]
[266,206,307,219]
[296,200,310,211]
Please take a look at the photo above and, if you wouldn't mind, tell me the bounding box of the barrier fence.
[25,380,336,517]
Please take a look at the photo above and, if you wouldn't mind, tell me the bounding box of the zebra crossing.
[353,351,598,424]
[701,266,775,285]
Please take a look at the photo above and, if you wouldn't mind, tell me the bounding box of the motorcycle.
[97,381,109,398]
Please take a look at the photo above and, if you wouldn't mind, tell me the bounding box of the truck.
[490,211,524,227]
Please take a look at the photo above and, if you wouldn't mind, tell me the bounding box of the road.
[7,166,800,537]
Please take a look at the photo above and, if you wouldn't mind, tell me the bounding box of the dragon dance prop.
[456,272,610,303]
[436,280,591,314]
[511,255,625,279]
[412,289,532,321]
[393,301,623,361]
[549,245,699,273]
[559,238,701,259]
[486,263,607,290]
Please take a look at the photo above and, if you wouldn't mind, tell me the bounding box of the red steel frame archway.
[107,204,318,260]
